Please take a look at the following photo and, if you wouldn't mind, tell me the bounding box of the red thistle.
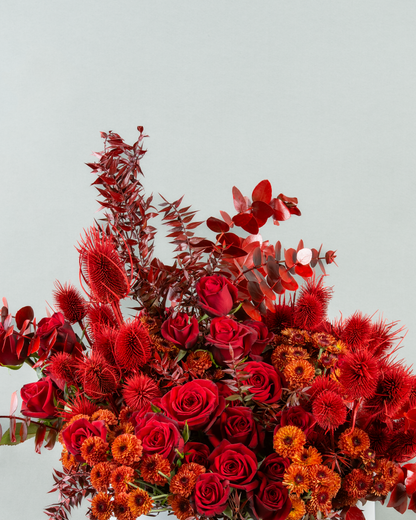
[293,278,332,330]
[368,318,405,358]
[341,312,372,350]
[77,227,129,304]
[77,351,119,399]
[48,352,79,389]
[265,302,294,333]
[308,375,342,401]
[87,303,118,332]
[122,374,160,411]
[312,390,347,430]
[53,281,88,324]
[364,361,413,420]
[114,318,152,370]
[388,426,416,463]
[58,394,99,421]
[92,323,119,366]
[338,349,379,400]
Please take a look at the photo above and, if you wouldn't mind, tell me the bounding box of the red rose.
[249,472,292,520]
[196,275,238,317]
[259,454,291,481]
[208,440,258,491]
[161,312,199,350]
[0,327,29,366]
[61,418,107,462]
[159,379,225,431]
[20,377,58,419]
[244,361,282,404]
[206,317,257,365]
[208,406,265,451]
[194,473,230,516]
[280,406,316,438]
[183,441,211,467]
[37,312,80,357]
[244,320,273,358]
[134,412,184,462]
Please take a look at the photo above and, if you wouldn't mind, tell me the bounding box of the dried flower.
[338,349,379,400]
[122,373,160,411]
[77,351,118,399]
[312,390,347,430]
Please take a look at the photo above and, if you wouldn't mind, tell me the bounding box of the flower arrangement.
[1,126,416,520]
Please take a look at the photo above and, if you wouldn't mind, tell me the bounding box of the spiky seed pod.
[312,390,347,430]
[122,373,160,410]
[338,349,380,400]
[53,281,88,324]
[58,395,98,421]
[114,318,152,370]
[77,351,119,399]
[78,227,129,304]
[341,312,372,350]
[293,279,332,330]
[87,302,118,332]
[48,352,79,389]
[265,303,294,333]
[92,323,119,366]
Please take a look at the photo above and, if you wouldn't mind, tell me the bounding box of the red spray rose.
[36,312,80,357]
[249,472,292,520]
[208,406,265,450]
[134,412,184,462]
[244,361,283,404]
[161,312,199,350]
[183,441,211,467]
[244,320,273,358]
[20,376,58,419]
[206,317,257,365]
[159,379,225,431]
[61,418,107,462]
[194,473,230,516]
[259,454,291,481]
[196,275,238,317]
[279,406,316,438]
[208,440,258,491]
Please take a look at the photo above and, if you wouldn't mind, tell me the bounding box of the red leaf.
[206,217,230,233]
[275,241,282,262]
[252,180,272,204]
[242,301,262,321]
[272,198,291,221]
[28,336,40,355]
[16,336,25,358]
[4,325,14,339]
[259,280,276,301]
[220,211,233,226]
[252,201,274,223]
[220,233,241,247]
[15,306,34,330]
[409,491,416,512]
[20,420,28,443]
[248,282,264,302]
[232,186,248,213]
[9,391,18,416]
[35,424,46,454]
[284,248,297,269]
[10,417,16,443]
[266,259,280,283]
[388,483,408,511]
[295,264,314,278]
[241,215,259,235]
[233,213,252,227]
[253,247,262,267]
[45,429,57,450]
[345,506,366,520]
[405,465,416,495]
[2,297,8,309]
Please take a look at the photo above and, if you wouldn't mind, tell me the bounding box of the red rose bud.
[161,312,199,350]
[183,441,211,467]
[194,473,230,517]
[244,320,273,358]
[206,317,257,365]
[259,454,291,481]
[61,418,107,462]
[36,312,80,358]
[249,472,292,520]
[243,361,283,404]
[208,440,258,491]
[134,412,184,462]
[160,379,226,431]
[196,275,238,317]
[20,376,58,419]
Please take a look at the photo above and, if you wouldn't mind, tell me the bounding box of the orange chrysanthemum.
[113,493,135,520]
[77,227,129,304]
[187,350,212,375]
[110,465,136,494]
[311,332,337,349]
[80,436,109,466]
[307,486,332,516]
[91,462,113,492]
[53,280,88,324]
[380,459,400,488]
[139,454,172,486]
[91,409,118,427]
[271,345,295,371]
[122,373,160,411]
[283,464,310,496]
[273,426,306,458]
[60,447,78,471]
[338,428,370,458]
[282,328,309,346]
[91,492,113,520]
[118,407,135,425]
[168,494,195,520]
[111,434,143,466]
[343,469,372,499]
[170,463,206,497]
[115,318,152,370]
[283,359,315,389]
[309,465,337,490]
[287,495,306,520]
[128,488,153,516]
[290,346,310,360]
[293,446,322,466]
[371,476,389,496]
[108,422,135,444]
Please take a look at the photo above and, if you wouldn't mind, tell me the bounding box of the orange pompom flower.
[111,434,143,466]
[91,492,113,520]
[128,488,153,516]
[139,454,172,486]
[113,493,135,520]
[283,359,315,389]
[110,465,135,494]
[273,426,306,458]
[338,428,370,458]
[90,462,113,492]
[167,494,195,520]
[80,436,109,466]
[283,464,310,496]
[287,496,306,520]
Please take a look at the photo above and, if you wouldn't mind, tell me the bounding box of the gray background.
[0,1,415,519]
